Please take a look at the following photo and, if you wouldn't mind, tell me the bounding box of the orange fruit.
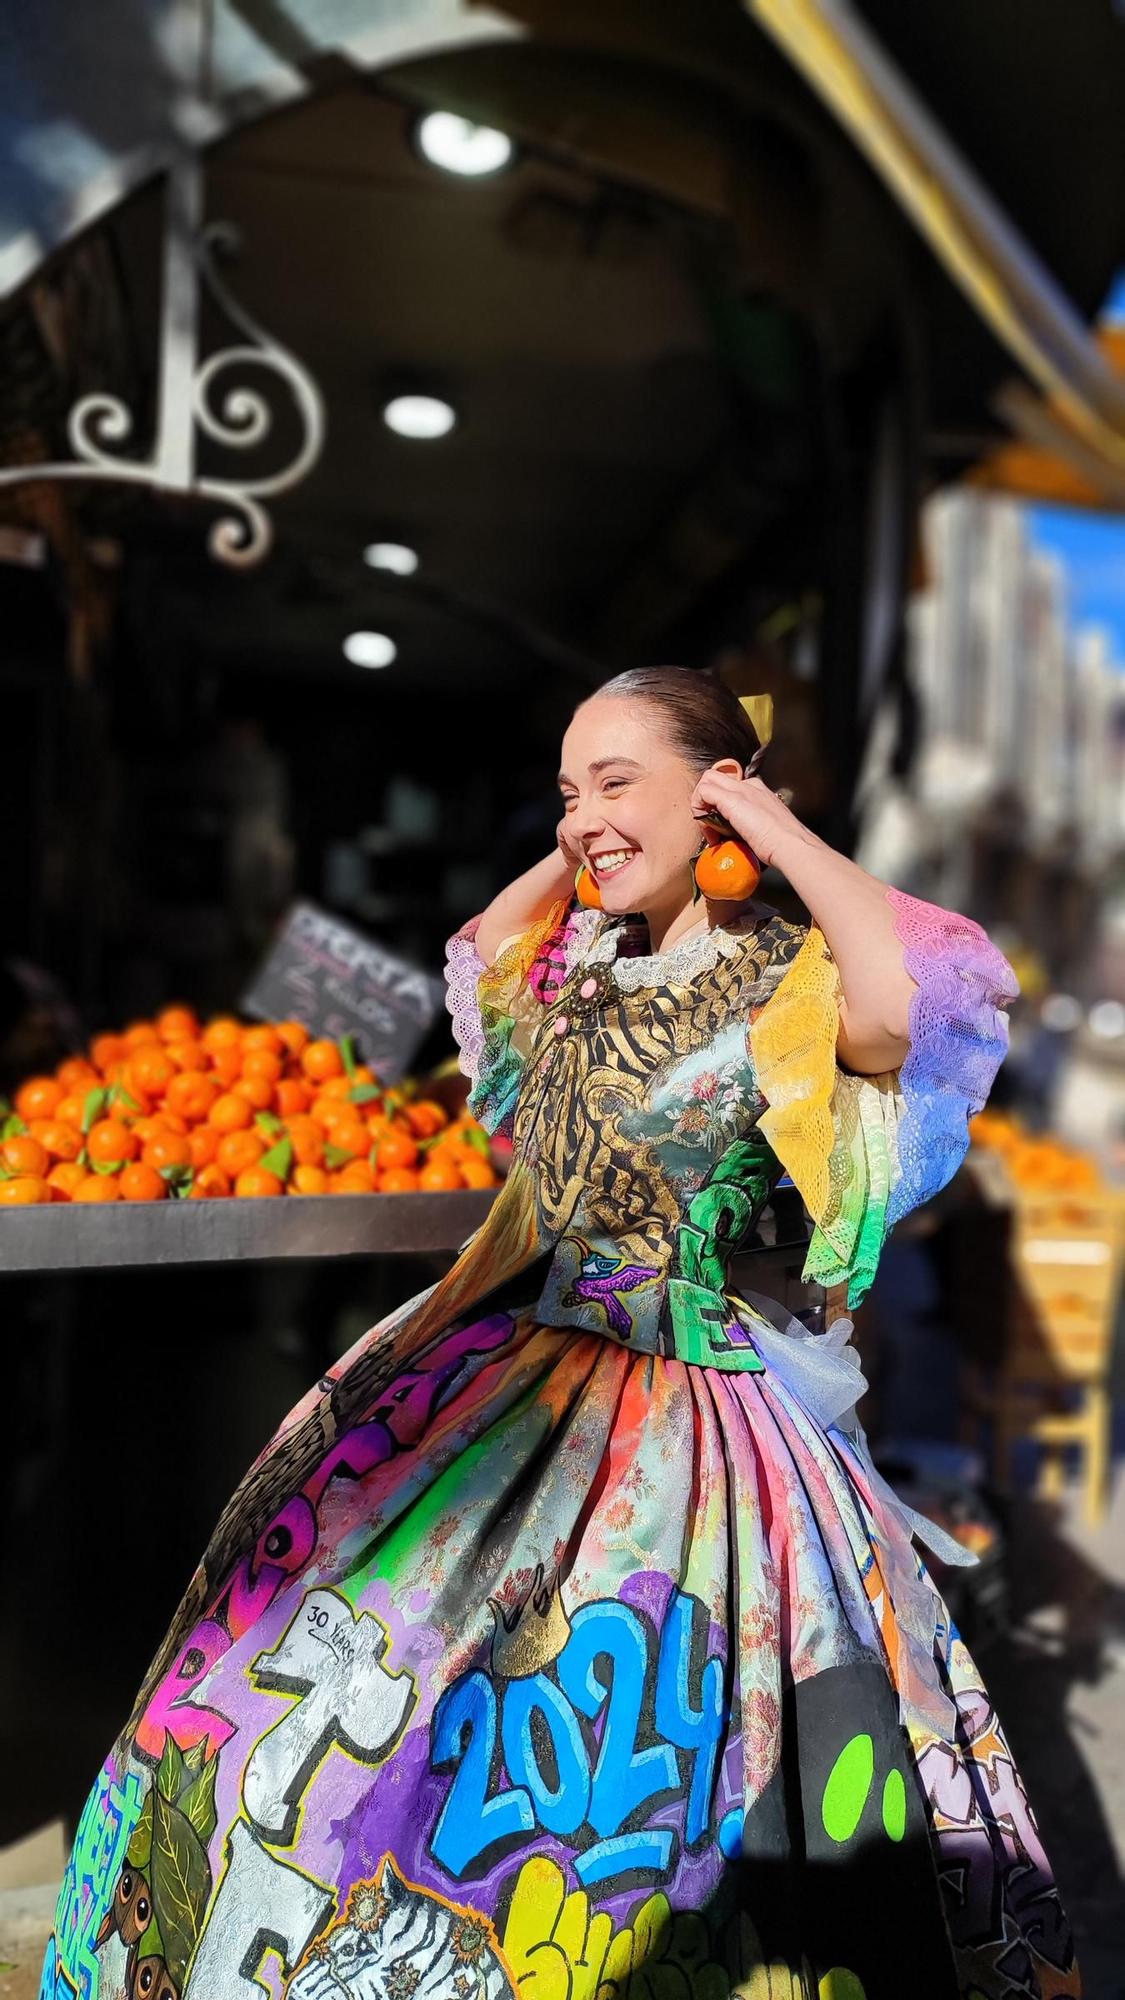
[166,1038,210,1073]
[209,1091,254,1133]
[324,1119,369,1161]
[241,1024,285,1056]
[86,1119,139,1167]
[376,1129,419,1172]
[377,1167,419,1194]
[127,1046,177,1099]
[285,1116,325,1167]
[14,1076,63,1123]
[302,1039,344,1083]
[233,1074,275,1112]
[459,1156,499,1189]
[241,1047,283,1085]
[72,1173,121,1203]
[334,1158,377,1194]
[47,1161,87,1199]
[188,1125,220,1168]
[211,1049,243,1089]
[156,1004,200,1043]
[57,1057,100,1093]
[574,862,602,909]
[143,1130,192,1173]
[29,1120,83,1163]
[276,1019,310,1057]
[276,1078,312,1118]
[405,1100,447,1138]
[189,1164,232,1199]
[89,1034,126,1073]
[121,1020,160,1050]
[309,1096,350,1131]
[216,1128,266,1178]
[54,1093,88,1129]
[120,1161,168,1202]
[0,1175,49,1204]
[1,1134,50,1178]
[131,1111,187,1143]
[693,831,761,902]
[166,1072,220,1122]
[418,1158,464,1192]
[234,1166,284,1198]
[291,1164,329,1195]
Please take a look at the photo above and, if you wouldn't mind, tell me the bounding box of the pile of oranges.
[0,1007,499,1205]
[969,1109,1104,1194]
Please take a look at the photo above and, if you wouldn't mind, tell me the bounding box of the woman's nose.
[571,799,607,845]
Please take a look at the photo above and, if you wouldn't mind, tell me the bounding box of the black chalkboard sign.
[241,901,445,1083]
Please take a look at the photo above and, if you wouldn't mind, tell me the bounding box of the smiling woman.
[48,666,1074,2000]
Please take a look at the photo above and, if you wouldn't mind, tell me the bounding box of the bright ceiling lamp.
[344,631,397,669]
[363,541,419,575]
[416,111,513,178]
[382,395,456,440]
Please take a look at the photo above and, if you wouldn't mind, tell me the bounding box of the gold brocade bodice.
[490,908,808,1365]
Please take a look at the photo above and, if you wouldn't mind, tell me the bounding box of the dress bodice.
[504,907,804,1363]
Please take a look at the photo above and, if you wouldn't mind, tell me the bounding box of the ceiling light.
[344,631,396,669]
[382,394,456,440]
[363,541,418,575]
[1088,999,1125,1039]
[417,111,513,178]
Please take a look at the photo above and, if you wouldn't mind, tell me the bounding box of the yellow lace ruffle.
[748,925,904,1307]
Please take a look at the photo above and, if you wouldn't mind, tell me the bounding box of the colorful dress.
[43,888,1081,2000]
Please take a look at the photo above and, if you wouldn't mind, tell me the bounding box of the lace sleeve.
[442,899,574,1136]
[747,891,1017,1307]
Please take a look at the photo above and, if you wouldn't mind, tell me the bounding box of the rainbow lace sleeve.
[443,900,572,1136]
[747,888,1018,1307]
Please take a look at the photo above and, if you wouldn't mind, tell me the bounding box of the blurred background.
[1,3,1124,1994]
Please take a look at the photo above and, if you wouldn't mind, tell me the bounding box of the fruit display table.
[0,1188,497,1272]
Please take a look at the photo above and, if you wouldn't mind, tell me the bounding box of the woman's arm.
[691,772,918,1075]
[474,849,576,966]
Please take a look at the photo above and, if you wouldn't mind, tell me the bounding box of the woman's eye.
[601,777,627,793]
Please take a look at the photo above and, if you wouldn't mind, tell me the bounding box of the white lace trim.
[576,904,774,990]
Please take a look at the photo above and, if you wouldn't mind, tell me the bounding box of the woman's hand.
[556,814,583,870]
[689,768,802,871]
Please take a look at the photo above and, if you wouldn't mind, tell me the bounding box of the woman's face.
[558,696,738,916]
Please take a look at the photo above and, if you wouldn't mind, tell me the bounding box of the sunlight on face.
[558,696,704,915]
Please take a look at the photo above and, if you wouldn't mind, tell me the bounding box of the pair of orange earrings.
[575,822,761,909]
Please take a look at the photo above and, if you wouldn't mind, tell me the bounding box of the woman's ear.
[708,757,744,781]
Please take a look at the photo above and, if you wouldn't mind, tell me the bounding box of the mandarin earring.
[574,862,603,909]
[692,823,761,902]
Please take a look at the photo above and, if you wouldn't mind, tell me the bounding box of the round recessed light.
[363,541,419,576]
[417,111,513,178]
[382,394,457,440]
[1088,998,1125,1039]
[343,630,396,669]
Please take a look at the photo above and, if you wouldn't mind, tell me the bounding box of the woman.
[44,668,1078,2000]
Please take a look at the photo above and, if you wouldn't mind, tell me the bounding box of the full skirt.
[41,1292,1080,2000]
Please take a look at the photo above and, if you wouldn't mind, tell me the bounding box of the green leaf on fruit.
[339,1034,358,1079]
[92,1158,123,1176]
[323,1143,351,1170]
[82,1087,108,1134]
[0,1114,26,1141]
[348,1083,382,1105]
[255,1111,283,1134]
[109,1084,140,1112]
[258,1137,293,1179]
[463,1126,490,1156]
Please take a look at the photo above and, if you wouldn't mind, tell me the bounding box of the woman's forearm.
[768,818,916,1073]
[474,851,575,965]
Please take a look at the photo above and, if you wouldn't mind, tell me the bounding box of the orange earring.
[575,862,603,909]
[693,823,761,902]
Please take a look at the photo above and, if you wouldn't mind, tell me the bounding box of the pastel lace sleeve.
[747,889,1018,1307]
[443,900,573,1136]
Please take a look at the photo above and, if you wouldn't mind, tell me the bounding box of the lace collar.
[566,902,775,991]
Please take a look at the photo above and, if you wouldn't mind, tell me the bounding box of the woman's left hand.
[689,768,801,871]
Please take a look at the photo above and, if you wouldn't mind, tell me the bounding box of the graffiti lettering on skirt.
[429,1588,724,1888]
[45,1756,143,2000]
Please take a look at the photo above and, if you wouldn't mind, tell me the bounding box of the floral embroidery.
[663,1058,749,1151]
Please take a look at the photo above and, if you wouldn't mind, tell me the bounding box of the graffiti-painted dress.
[45,889,1081,2000]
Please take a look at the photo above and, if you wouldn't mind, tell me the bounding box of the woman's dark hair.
[590,666,762,776]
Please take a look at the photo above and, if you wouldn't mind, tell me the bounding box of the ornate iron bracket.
[0,153,325,566]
